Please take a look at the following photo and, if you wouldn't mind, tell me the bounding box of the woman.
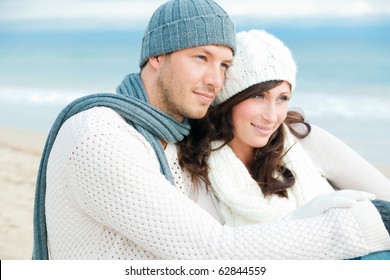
[176,29,390,258]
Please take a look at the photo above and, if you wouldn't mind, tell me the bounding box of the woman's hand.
[286,190,376,220]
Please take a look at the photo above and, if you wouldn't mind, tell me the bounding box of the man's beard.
[155,70,188,120]
[155,60,215,120]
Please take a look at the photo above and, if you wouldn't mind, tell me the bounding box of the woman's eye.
[279,96,290,101]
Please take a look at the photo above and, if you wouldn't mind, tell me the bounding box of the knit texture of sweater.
[207,126,334,226]
[44,106,390,259]
[33,73,190,259]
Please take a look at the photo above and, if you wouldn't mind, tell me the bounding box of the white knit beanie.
[215,29,297,105]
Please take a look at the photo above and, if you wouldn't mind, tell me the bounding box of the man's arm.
[63,108,390,259]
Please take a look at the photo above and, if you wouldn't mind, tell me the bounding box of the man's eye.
[221,63,230,70]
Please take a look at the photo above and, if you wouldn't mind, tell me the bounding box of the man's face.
[154,45,233,121]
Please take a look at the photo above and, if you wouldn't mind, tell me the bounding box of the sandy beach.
[1,125,390,260]
[0,126,47,260]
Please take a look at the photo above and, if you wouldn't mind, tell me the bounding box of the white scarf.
[208,125,334,226]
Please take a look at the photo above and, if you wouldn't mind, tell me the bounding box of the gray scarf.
[32,73,190,259]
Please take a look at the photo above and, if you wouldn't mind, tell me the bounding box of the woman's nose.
[262,102,278,123]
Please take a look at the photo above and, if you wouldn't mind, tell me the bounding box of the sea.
[0,18,390,165]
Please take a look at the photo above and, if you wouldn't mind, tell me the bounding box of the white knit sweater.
[206,129,335,226]
[205,124,390,226]
[46,107,390,259]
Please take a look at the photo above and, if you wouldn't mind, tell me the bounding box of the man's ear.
[148,55,163,70]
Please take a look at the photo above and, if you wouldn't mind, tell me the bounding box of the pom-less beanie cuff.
[140,0,236,67]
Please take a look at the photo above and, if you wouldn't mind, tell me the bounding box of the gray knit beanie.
[140,0,236,67]
[215,29,297,105]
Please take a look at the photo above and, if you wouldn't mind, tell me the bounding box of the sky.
[1,0,390,30]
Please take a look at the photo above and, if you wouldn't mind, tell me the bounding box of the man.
[33,0,389,259]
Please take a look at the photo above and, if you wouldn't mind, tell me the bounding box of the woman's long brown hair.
[177,80,311,197]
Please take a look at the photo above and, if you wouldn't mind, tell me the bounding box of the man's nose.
[204,64,224,92]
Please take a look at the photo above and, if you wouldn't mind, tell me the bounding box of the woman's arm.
[297,124,390,201]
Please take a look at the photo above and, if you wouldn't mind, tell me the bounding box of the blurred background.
[0,0,389,259]
[1,0,389,164]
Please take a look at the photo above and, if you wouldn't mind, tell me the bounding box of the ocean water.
[0,21,390,164]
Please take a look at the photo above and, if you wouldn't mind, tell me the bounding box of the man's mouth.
[194,91,215,101]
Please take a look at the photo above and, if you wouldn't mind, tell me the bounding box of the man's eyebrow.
[197,47,233,62]
[195,48,212,56]
[224,58,233,65]
[203,50,233,66]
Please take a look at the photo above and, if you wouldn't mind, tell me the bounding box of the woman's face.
[229,81,291,155]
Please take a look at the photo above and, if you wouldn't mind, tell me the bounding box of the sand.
[1,125,390,260]
[0,126,47,260]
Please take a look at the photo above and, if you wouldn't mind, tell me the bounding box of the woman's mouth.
[251,123,273,135]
